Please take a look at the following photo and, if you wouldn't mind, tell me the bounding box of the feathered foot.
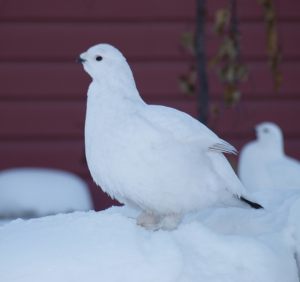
[137,211,182,231]
[136,211,161,230]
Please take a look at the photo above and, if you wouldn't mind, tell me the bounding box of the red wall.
[0,0,299,209]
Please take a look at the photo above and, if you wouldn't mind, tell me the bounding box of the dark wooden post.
[195,0,209,124]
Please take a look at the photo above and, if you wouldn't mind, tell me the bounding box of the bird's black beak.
[76,56,86,63]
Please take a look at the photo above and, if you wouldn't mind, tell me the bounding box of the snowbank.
[0,168,93,219]
[287,197,300,271]
[0,196,300,282]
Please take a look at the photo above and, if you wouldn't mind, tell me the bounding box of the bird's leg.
[136,211,161,230]
[160,213,182,231]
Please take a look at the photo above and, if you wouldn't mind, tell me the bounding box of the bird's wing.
[138,104,245,198]
[141,105,237,155]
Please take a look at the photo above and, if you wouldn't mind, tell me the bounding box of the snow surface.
[0,168,93,219]
[0,188,300,282]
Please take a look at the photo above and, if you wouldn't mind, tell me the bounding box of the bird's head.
[78,43,133,85]
[255,122,284,150]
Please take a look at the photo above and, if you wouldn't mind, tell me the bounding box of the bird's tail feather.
[240,196,264,209]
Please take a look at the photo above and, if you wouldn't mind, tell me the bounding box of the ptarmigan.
[78,43,262,230]
[238,122,300,192]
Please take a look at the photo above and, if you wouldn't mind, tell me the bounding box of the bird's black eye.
[263,128,269,133]
[96,56,103,61]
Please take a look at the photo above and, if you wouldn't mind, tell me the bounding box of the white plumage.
[238,122,300,192]
[79,43,261,230]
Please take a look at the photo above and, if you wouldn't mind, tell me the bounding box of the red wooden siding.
[0,0,299,21]
[0,0,299,210]
[1,62,299,99]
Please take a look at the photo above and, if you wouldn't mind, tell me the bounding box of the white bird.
[238,122,300,192]
[78,43,262,230]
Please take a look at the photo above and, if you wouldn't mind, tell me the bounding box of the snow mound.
[286,197,300,270]
[0,168,93,219]
[0,204,299,282]
[195,188,300,276]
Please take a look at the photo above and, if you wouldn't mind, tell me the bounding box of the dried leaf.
[273,70,283,91]
[224,84,241,106]
[209,54,221,68]
[265,8,275,21]
[267,29,278,54]
[210,103,221,119]
[217,37,237,60]
[178,75,195,95]
[257,0,272,8]
[236,65,248,81]
[218,64,236,83]
[180,32,195,54]
[258,0,282,91]
[214,9,230,35]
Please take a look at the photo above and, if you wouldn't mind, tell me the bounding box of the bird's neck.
[87,80,145,116]
[91,69,144,101]
[259,139,285,158]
